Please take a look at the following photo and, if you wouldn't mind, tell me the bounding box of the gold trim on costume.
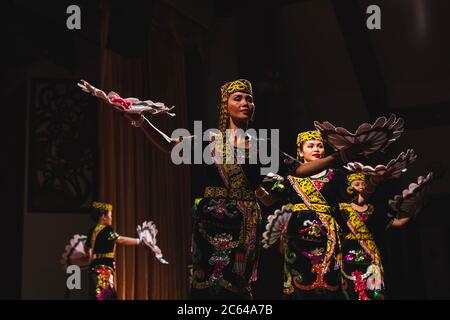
[290,203,332,214]
[204,186,254,201]
[287,175,329,209]
[340,203,383,271]
[93,252,115,260]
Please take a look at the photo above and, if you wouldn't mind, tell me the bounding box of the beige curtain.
[98,1,192,299]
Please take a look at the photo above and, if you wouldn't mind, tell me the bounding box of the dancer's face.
[101,210,113,226]
[300,140,325,162]
[351,180,366,193]
[227,92,255,125]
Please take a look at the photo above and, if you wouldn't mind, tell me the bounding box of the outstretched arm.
[116,236,141,246]
[123,113,179,154]
[386,216,411,229]
[261,149,356,205]
[292,146,360,177]
[391,217,411,228]
[293,153,342,177]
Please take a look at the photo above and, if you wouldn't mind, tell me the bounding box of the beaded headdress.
[347,173,366,184]
[218,79,253,133]
[92,201,112,212]
[220,79,253,105]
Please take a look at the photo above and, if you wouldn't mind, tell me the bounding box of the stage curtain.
[98,0,192,299]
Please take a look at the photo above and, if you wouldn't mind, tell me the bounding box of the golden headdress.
[220,79,253,105]
[347,172,366,184]
[296,130,323,146]
[92,201,112,212]
[218,79,253,133]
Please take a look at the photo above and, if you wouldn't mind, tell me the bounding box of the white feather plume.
[137,221,169,264]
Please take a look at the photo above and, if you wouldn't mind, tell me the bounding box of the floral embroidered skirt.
[283,210,344,300]
[88,261,117,300]
[341,239,385,300]
[189,197,260,299]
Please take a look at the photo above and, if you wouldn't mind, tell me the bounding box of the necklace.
[310,169,334,190]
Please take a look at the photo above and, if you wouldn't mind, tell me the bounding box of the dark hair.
[90,207,109,223]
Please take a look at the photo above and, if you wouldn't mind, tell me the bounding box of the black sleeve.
[103,226,120,242]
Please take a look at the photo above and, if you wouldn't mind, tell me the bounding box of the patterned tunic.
[278,169,348,299]
[190,137,290,299]
[338,203,386,300]
[86,224,120,300]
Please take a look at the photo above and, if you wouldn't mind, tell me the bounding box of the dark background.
[1,0,449,299]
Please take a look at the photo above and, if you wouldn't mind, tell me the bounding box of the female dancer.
[86,201,143,300]
[339,172,418,300]
[82,79,366,299]
[263,130,353,299]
